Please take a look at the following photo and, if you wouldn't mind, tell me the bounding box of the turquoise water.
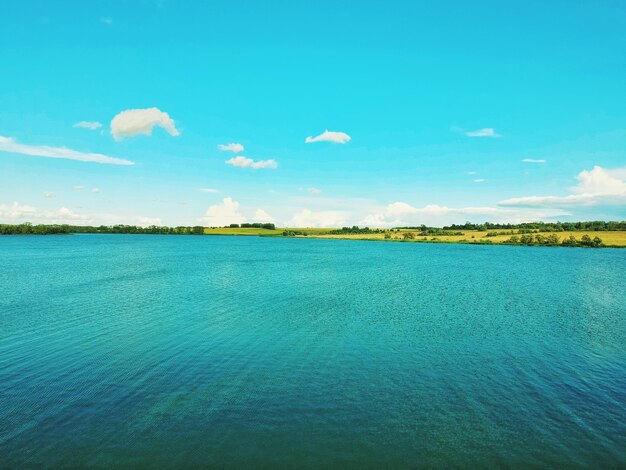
[1,234,625,468]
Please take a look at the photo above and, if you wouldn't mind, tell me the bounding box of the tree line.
[441,221,626,232]
[0,223,274,235]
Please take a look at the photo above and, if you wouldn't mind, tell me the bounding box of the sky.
[1,0,625,227]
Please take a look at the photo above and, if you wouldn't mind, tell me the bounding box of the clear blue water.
[0,234,625,468]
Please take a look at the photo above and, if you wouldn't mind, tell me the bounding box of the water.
[0,234,624,468]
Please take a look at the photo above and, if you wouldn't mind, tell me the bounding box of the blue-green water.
[1,235,625,468]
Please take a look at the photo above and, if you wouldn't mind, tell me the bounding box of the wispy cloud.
[43,192,56,198]
[0,136,134,165]
[217,143,244,153]
[74,121,102,130]
[522,158,546,163]
[91,188,101,193]
[465,128,500,138]
[473,178,485,183]
[199,188,219,193]
[110,107,179,141]
[305,130,351,144]
[226,156,277,170]
[467,171,477,175]
[307,187,321,195]
[74,185,85,190]
[100,17,113,25]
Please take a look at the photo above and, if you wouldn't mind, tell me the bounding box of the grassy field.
[308,229,626,247]
[203,226,626,247]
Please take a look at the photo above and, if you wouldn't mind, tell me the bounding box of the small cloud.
[199,188,219,193]
[43,192,56,198]
[74,121,102,130]
[226,156,278,170]
[253,208,275,223]
[74,185,85,190]
[522,158,546,163]
[101,17,113,25]
[467,171,477,175]
[465,128,500,138]
[0,136,134,165]
[305,130,351,144]
[307,187,321,195]
[91,188,101,193]
[110,107,179,141]
[217,143,244,153]
[473,179,485,183]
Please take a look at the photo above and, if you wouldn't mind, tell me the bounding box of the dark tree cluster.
[232,223,276,230]
[329,226,384,234]
[442,221,626,232]
[505,234,604,248]
[0,223,72,235]
[282,230,308,237]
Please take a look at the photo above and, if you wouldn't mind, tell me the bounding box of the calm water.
[0,235,625,468]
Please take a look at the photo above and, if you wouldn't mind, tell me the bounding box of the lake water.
[1,234,625,467]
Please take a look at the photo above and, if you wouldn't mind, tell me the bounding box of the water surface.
[1,235,625,467]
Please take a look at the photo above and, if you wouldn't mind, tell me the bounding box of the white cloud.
[225,156,278,169]
[522,158,546,163]
[137,217,162,227]
[110,107,180,141]
[74,121,102,130]
[74,185,85,190]
[465,128,500,138]
[217,143,244,153]
[573,166,626,195]
[467,171,477,175]
[199,188,219,193]
[91,188,101,193]
[305,130,351,144]
[101,17,113,25]
[199,197,245,226]
[287,209,346,227]
[43,192,56,198]
[0,202,89,224]
[307,187,321,195]
[0,136,134,165]
[0,202,37,220]
[499,166,626,208]
[253,209,275,223]
[473,178,485,183]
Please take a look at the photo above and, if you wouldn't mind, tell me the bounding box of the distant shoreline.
[2,224,625,248]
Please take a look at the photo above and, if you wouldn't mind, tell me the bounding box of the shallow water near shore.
[1,234,625,467]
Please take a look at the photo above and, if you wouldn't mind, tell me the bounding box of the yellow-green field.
[203,226,626,247]
[308,229,626,247]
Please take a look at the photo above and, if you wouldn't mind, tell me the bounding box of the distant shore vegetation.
[1,221,625,248]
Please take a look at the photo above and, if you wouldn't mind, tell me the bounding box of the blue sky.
[1,0,625,227]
